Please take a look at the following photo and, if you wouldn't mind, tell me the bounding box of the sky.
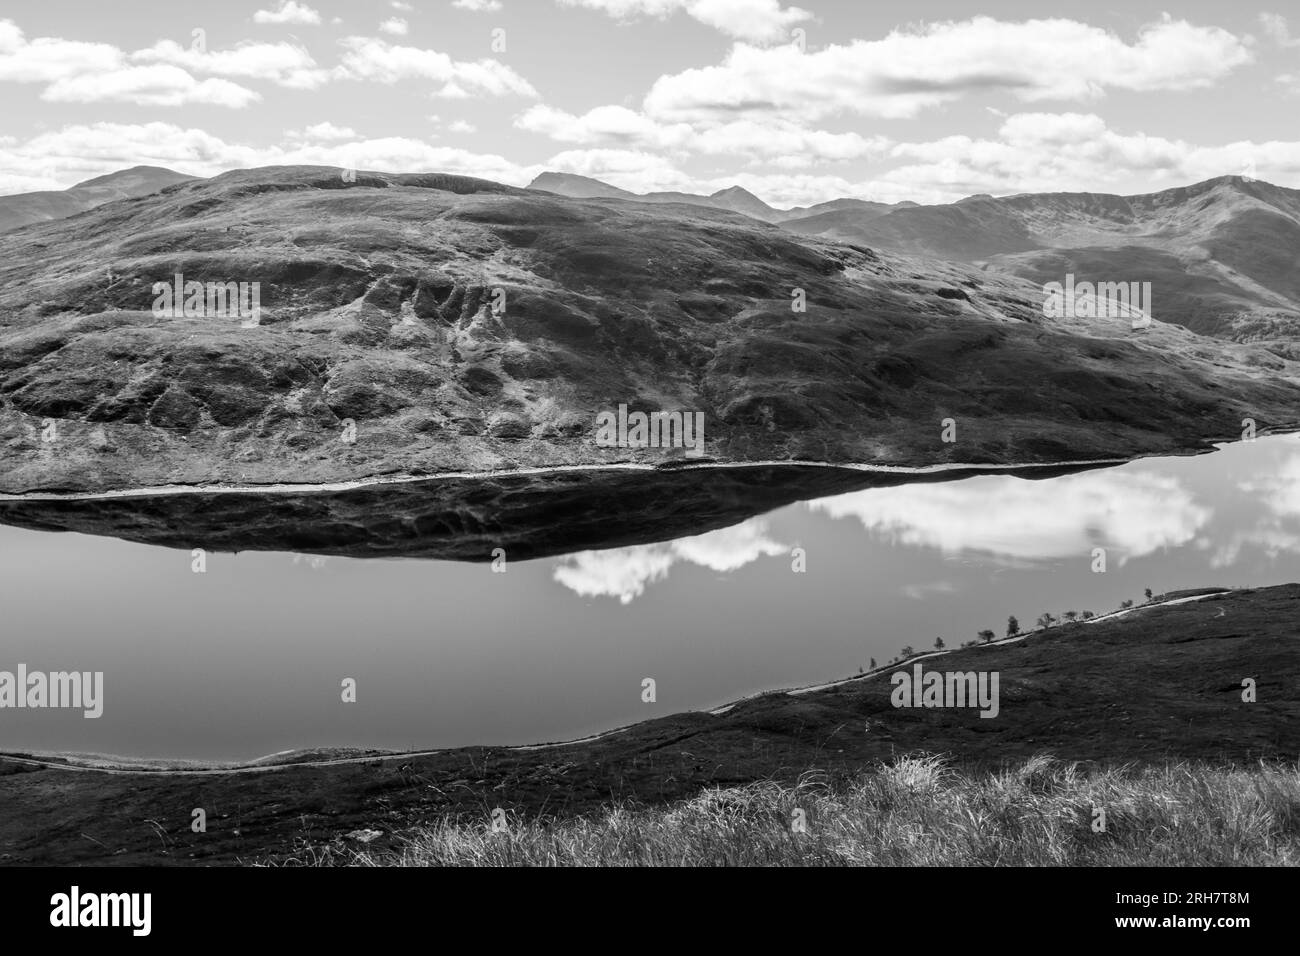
[1,0,1299,207]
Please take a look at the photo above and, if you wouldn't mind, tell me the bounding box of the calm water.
[1,436,1298,760]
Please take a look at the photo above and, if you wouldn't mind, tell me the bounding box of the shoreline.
[4,427,1291,503]
[0,589,1235,776]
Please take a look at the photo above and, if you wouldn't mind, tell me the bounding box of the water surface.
[1,436,1297,760]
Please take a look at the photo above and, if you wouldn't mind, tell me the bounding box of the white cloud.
[0,121,539,195]
[644,16,1252,122]
[132,39,329,90]
[880,112,1300,199]
[379,18,410,36]
[448,119,477,133]
[290,121,357,141]
[43,66,260,108]
[558,0,810,44]
[453,0,504,11]
[253,2,322,26]
[517,103,888,164]
[334,36,537,98]
[0,21,120,83]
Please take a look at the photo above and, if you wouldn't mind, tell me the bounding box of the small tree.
[900,645,914,659]
[1080,610,1095,620]
[978,629,995,643]
[1120,599,1134,609]
[1007,615,1020,638]
[1063,610,1078,622]
[1144,588,1153,602]
[869,657,877,670]
[1036,612,1057,629]
[934,637,945,650]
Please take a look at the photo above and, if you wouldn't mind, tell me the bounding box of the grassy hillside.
[290,757,1300,867]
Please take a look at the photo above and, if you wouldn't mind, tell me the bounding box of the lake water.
[1,435,1298,761]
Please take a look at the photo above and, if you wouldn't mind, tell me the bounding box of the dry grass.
[283,755,1300,867]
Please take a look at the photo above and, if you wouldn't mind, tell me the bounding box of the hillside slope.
[0,165,1297,494]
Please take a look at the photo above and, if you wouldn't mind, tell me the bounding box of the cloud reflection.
[552,518,787,603]
[806,470,1210,564]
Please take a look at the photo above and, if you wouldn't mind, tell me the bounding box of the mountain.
[528,171,919,225]
[529,171,788,221]
[1,165,1297,495]
[782,176,1300,343]
[526,171,634,200]
[0,166,197,234]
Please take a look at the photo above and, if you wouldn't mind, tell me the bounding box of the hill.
[0,166,197,234]
[0,164,1297,495]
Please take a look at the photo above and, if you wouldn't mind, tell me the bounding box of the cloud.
[644,16,1252,122]
[879,112,1300,199]
[448,119,477,133]
[1258,12,1300,47]
[334,36,537,98]
[558,0,810,43]
[516,103,888,161]
[289,121,357,142]
[454,0,504,10]
[0,21,289,106]
[132,39,329,90]
[379,18,409,36]
[253,2,322,26]
[806,470,1210,565]
[0,21,120,83]
[552,518,787,602]
[0,121,539,195]
[43,66,260,107]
